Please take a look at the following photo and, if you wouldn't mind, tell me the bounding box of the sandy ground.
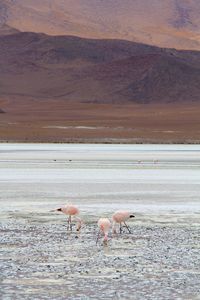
[1,144,200,299]
[1,100,200,143]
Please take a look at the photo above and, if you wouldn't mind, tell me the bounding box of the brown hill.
[0,32,200,104]
[1,0,200,50]
[0,24,19,35]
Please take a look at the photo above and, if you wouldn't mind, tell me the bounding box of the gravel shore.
[1,213,200,300]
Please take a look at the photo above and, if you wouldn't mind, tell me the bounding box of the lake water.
[0,144,200,218]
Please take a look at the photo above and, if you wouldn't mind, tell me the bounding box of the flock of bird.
[54,204,135,244]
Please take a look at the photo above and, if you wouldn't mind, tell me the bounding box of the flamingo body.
[57,204,82,231]
[112,210,135,234]
[60,205,79,216]
[97,218,111,243]
[112,211,133,223]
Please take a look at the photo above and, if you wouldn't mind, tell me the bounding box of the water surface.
[0,143,200,217]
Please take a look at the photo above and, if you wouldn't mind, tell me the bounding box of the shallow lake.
[0,143,200,217]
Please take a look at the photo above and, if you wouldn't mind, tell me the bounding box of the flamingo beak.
[76,225,81,232]
[57,208,62,212]
[130,215,135,218]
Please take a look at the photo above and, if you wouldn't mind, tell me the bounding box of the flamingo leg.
[123,221,131,234]
[119,223,122,234]
[69,216,73,231]
[67,217,70,231]
[67,216,72,231]
[112,221,117,235]
[96,229,101,245]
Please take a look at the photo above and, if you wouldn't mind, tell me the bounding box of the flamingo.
[96,218,111,244]
[56,205,82,231]
[112,211,135,234]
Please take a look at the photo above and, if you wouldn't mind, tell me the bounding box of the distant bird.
[112,211,135,234]
[96,218,111,244]
[56,204,82,231]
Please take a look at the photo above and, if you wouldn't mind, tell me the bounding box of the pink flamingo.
[96,218,111,244]
[112,211,135,234]
[56,205,82,231]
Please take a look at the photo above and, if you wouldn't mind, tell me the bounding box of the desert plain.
[1,100,200,143]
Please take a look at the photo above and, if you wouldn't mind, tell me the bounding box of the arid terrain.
[1,98,200,143]
[0,32,200,143]
[1,0,200,50]
[1,33,200,104]
[0,2,200,143]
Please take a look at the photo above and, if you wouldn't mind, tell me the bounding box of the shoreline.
[1,215,200,300]
[1,144,200,299]
[1,139,200,144]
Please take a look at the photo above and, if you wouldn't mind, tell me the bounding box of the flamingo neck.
[104,233,108,241]
[76,217,82,231]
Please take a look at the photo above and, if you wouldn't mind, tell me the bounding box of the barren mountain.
[0,32,200,104]
[0,1,200,143]
[1,0,200,50]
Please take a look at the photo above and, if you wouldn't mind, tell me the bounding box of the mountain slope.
[0,0,200,50]
[0,32,200,103]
